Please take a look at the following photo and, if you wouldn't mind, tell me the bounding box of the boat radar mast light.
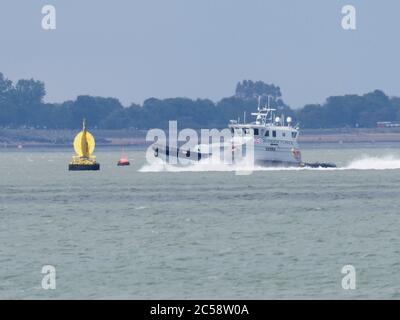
[68,119,100,171]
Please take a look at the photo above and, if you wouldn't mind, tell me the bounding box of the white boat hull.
[152,143,302,167]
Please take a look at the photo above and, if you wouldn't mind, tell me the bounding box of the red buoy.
[117,157,130,166]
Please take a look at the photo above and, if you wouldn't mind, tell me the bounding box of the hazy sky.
[0,0,399,108]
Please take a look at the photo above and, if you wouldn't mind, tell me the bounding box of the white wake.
[140,158,321,173]
[139,155,400,172]
[344,155,400,170]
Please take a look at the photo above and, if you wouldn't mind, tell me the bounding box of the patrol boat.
[153,102,336,168]
[228,104,336,168]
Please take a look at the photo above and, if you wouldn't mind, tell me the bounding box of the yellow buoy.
[73,120,95,157]
[69,119,100,171]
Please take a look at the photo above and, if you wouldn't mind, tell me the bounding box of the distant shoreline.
[1,128,400,148]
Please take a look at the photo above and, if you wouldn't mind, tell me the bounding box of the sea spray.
[139,155,400,172]
[344,155,400,170]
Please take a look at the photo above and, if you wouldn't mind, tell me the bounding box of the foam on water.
[140,158,327,173]
[344,155,400,170]
[139,155,400,172]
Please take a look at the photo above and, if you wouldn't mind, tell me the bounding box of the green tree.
[14,79,46,106]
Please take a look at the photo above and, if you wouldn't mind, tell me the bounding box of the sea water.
[1,144,400,299]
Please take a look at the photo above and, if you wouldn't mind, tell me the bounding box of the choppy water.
[1,144,400,299]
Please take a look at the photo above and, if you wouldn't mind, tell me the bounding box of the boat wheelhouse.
[228,102,302,166]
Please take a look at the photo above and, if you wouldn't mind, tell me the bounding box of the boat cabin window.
[265,130,269,137]
[253,128,259,136]
[272,130,276,138]
[292,132,297,138]
[282,132,286,137]
[230,127,234,134]
[186,150,190,157]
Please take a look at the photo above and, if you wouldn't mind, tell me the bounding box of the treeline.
[0,73,399,129]
[298,90,400,128]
